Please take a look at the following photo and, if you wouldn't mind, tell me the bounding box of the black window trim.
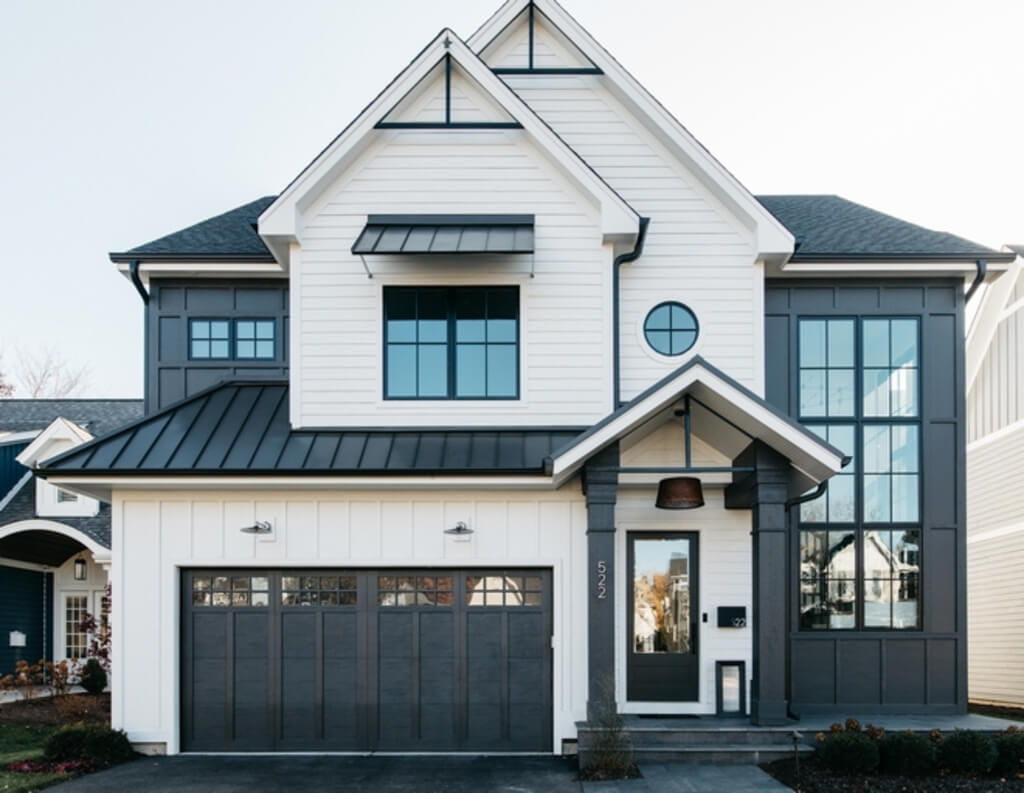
[188,317,277,362]
[795,314,923,633]
[382,285,521,401]
[642,300,699,358]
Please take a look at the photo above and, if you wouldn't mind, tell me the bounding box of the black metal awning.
[351,215,534,255]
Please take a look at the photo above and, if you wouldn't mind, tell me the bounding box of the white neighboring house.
[966,244,1024,708]
[0,400,142,676]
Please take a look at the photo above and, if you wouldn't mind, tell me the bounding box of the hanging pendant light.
[655,398,705,509]
[655,476,705,509]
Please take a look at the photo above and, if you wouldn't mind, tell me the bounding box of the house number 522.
[596,561,607,599]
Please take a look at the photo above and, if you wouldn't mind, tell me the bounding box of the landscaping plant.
[43,724,134,769]
[994,726,1024,775]
[79,659,107,697]
[878,729,936,776]
[937,729,998,775]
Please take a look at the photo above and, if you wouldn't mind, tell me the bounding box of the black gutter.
[785,480,828,509]
[788,251,1015,264]
[965,259,987,304]
[110,252,277,263]
[128,260,149,305]
[612,217,651,408]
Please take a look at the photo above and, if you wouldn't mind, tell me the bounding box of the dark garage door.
[182,569,552,752]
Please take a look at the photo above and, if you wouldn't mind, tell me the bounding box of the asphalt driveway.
[46,755,793,793]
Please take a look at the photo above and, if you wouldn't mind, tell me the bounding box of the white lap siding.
[292,129,613,429]
[502,75,763,398]
[110,488,588,754]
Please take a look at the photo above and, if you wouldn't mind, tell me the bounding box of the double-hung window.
[798,317,921,632]
[384,287,518,399]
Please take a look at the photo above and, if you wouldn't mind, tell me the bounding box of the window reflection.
[633,538,692,654]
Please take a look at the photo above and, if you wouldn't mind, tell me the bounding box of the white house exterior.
[966,244,1024,708]
[38,0,1010,756]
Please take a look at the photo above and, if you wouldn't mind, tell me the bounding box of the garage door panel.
[183,568,551,752]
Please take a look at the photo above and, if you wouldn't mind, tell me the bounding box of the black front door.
[626,532,699,701]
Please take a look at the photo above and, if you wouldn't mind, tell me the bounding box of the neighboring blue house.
[0,400,142,675]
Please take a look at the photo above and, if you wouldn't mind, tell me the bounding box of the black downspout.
[129,260,150,305]
[965,258,987,304]
[613,217,651,409]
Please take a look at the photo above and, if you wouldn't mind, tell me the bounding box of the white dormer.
[16,418,100,518]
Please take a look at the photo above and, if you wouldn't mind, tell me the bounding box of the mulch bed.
[0,694,110,727]
[764,757,1024,792]
[971,704,1024,723]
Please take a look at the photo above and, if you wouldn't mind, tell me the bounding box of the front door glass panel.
[632,537,693,654]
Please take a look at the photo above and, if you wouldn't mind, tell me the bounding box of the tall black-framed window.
[189,318,276,361]
[797,316,921,632]
[383,286,519,400]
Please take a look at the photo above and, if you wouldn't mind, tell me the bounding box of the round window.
[643,302,698,356]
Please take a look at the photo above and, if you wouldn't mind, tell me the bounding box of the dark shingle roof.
[0,480,113,550]
[40,381,583,476]
[109,196,277,262]
[112,193,1005,264]
[0,400,144,436]
[757,195,1003,261]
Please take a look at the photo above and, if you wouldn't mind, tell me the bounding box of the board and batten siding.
[500,74,763,399]
[967,298,1024,442]
[292,130,614,428]
[110,487,589,754]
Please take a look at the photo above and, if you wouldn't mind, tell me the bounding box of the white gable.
[381,58,517,125]
[480,4,596,71]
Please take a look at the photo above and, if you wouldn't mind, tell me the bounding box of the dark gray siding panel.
[146,279,289,413]
[0,565,46,673]
[767,279,967,714]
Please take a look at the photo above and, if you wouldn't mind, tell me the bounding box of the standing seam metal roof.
[39,382,584,475]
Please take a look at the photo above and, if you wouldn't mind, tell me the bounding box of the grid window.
[797,316,922,632]
[384,287,518,399]
[643,302,698,356]
[800,425,856,523]
[863,424,920,523]
[799,319,855,417]
[192,575,270,607]
[190,320,231,359]
[862,529,920,629]
[862,319,919,417]
[65,595,88,658]
[282,575,357,607]
[235,320,275,360]
[378,575,453,607]
[465,573,543,607]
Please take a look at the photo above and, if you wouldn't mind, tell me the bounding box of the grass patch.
[0,724,68,793]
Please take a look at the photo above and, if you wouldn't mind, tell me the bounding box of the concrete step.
[578,726,809,748]
[628,743,814,765]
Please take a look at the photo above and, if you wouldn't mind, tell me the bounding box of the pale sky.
[1,0,1021,398]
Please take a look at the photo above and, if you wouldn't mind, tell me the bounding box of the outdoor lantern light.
[655,398,705,510]
[240,520,273,535]
[655,476,705,509]
[73,557,87,581]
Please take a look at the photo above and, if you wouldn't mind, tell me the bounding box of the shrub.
[578,678,633,781]
[79,659,107,696]
[879,730,935,776]
[995,730,1024,774]
[44,724,134,768]
[817,729,880,775]
[938,729,997,774]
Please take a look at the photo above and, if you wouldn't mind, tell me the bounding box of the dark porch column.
[725,440,791,725]
[584,442,618,720]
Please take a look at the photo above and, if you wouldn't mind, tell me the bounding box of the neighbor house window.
[384,287,518,399]
[798,317,920,631]
[190,319,276,360]
[64,595,88,658]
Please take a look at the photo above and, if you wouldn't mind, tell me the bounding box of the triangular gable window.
[479,2,602,75]
[377,51,521,130]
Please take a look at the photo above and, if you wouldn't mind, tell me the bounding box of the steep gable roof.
[258,27,640,266]
[469,0,794,260]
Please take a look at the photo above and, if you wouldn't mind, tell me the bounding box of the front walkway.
[48,755,792,793]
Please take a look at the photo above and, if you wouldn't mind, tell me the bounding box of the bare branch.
[15,346,91,398]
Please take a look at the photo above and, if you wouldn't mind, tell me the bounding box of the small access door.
[626,532,699,701]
